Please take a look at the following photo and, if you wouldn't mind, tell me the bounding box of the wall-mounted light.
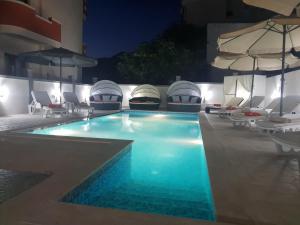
[271,86,281,100]
[81,86,90,102]
[51,83,61,103]
[201,85,213,102]
[0,85,9,103]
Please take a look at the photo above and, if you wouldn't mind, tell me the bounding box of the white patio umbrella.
[218,16,300,115]
[243,0,300,16]
[213,53,300,71]
[212,52,300,107]
[19,47,97,103]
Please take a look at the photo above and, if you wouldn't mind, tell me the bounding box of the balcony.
[0,0,61,47]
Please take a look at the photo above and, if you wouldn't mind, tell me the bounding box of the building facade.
[181,0,274,82]
[0,0,84,82]
[182,0,274,26]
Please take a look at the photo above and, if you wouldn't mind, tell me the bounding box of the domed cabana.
[129,85,161,110]
[89,80,123,110]
[167,81,202,112]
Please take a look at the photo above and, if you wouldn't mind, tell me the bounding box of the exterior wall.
[197,83,224,105]
[2,71,300,116]
[265,72,300,113]
[0,75,226,116]
[36,0,84,82]
[182,0,226,26]
[75,84,91,104]
[40,0,83,53]
[0,75,29,116]
[182,0,273,26]
[0,0,61,45]
[33,80,72,104]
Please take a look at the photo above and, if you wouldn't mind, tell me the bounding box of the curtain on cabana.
[223,76,238,96]
[238,75,253,92]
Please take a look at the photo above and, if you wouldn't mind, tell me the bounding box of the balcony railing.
[0,0,61,43]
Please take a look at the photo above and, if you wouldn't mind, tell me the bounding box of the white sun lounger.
[30,91,68,117]
[206,96,243,114]
[256,114,300,133]
[219,96,264,118]
[229,97,281,127]
[63,92,94,115]
[255,96,300,133]
[271,131,300,154]
[231,96,300,130]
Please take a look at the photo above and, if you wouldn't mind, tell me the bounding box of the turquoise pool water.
[31,111,215,221]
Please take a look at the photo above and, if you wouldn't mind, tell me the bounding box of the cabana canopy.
[243,0,300,16]
[90,80,123,97]
[131,85,160,99]
[167,81,201,98]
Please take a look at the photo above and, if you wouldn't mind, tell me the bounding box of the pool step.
[83,181,214,220]
[117,181,210,203]
[90,188,214,220]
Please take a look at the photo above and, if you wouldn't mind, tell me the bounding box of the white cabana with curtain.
[237,75,266,104]
[223,75,238,103]
[224,75,266,105]
[213,52,300,107]
[129,84,161,110]
[218,17,300,115]
[89,80,123,110]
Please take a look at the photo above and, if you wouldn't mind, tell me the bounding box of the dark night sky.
[84,0,182,58]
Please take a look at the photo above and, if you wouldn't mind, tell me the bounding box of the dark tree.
[118,24,207,84]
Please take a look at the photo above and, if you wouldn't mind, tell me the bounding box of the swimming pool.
[31,111,215,221]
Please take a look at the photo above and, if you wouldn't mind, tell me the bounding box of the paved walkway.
[201,113,300,225]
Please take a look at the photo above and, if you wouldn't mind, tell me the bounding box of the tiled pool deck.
[0,112,299,225]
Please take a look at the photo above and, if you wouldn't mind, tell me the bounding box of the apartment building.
[0,0,84,82]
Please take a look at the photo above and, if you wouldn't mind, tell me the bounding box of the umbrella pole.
[280,25,287,117]
[59,57,62,104]
[234,79,238,97]
[250,57,256,108]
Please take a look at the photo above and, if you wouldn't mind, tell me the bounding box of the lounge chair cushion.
[244,112,262,117]
[172,96,180,103]
[63,92,80,105]
[102,95,111,102]
[190,97,198,104]
[213,104,221,107]
[93,95,101,102]
[48,104,63,109]
[31,91,52,106]
[181,96,190,103]
[111,96,118,102]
